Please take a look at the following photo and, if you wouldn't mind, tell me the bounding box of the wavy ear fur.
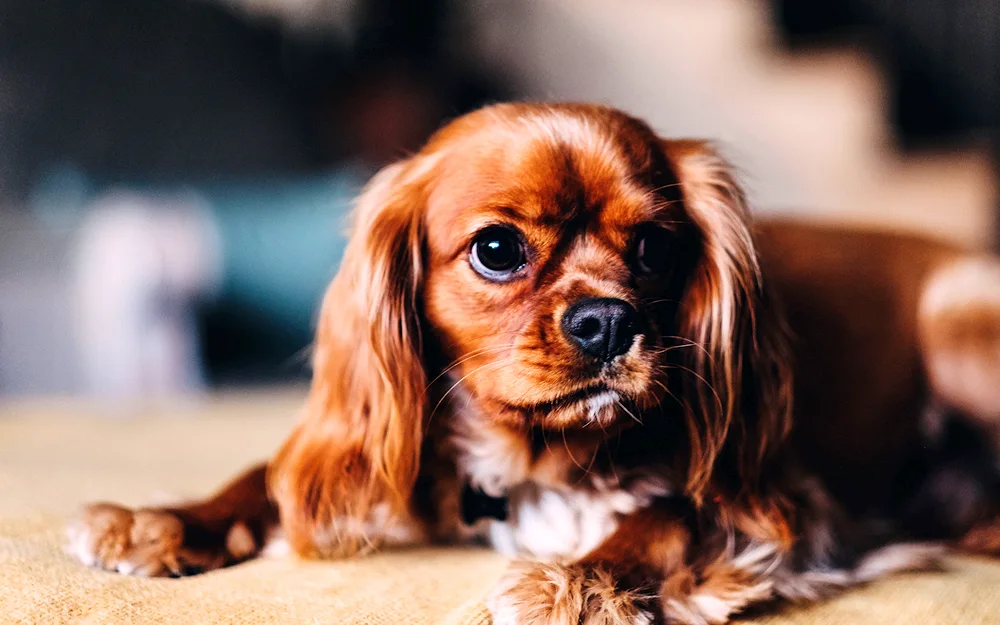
[268,157,434,557]
[660,140,794,505]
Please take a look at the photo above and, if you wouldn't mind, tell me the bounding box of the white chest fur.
[483,478,669,561]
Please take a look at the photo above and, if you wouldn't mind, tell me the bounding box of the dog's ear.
[659,140,794,505]
[269,156,435,557]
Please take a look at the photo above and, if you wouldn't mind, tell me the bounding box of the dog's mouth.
[501,383,623,420]
[531,384,616,413]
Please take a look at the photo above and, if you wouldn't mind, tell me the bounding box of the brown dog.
[69,103,1000,624]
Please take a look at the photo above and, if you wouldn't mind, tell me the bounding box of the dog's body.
[759,222,990,519]
[69,103,1000,624]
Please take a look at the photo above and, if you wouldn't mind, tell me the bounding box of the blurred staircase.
[470,0,997,249]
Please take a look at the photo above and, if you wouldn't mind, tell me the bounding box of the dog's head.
[270,103,792,555]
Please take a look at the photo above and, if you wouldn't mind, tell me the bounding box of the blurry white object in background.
[73,193,222,397]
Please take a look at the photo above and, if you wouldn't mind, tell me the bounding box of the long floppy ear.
[268,156,434,557]
[659,140,793,504]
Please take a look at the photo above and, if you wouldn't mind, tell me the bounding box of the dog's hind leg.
[918,256,1000,553]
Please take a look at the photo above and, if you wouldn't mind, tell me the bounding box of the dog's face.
[421,107,693,430]
[270,104,792,555]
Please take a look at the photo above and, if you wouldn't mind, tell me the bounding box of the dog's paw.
[66,503,225,577]
[488,560,654,625]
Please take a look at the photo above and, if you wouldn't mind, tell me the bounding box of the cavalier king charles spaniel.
[69,103,1000,624]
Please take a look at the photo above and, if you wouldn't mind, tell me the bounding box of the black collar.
[460,483,509,525]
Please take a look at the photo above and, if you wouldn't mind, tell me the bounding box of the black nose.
[561,297,639,362]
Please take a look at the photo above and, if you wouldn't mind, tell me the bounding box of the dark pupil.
[478,231,519,270]
[640,232,671,273]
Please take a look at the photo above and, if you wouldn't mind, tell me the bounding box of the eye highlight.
[634,226,673,276]
[469,225,527,281]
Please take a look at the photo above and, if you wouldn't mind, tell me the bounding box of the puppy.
[68,103,1000,624]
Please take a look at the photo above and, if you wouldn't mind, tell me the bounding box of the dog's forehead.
[426,112,660,234]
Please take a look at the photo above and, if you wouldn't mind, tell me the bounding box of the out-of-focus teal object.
[203,169,363,338]
[30,163,368,341]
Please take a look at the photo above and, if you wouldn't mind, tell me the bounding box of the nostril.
[606,314,638,358]
[573,316,603,340]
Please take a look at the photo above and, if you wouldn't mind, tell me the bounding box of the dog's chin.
[539,388,624,429]
[486,385,643,431]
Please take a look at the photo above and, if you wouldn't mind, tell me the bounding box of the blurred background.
[0,0,997,398]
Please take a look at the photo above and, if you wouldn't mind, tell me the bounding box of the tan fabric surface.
[1,392,999,624]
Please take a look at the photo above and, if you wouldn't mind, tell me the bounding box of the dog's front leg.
[487,501,776,625]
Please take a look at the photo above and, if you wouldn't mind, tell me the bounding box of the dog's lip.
[512,383,616,413]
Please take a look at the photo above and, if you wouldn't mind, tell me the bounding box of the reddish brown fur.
[70,103,1000,624]
[756,223,962,511]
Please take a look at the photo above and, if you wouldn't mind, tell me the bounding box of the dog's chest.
[448,390,671,560]
[479,481,655,560]
[458,472,671,561]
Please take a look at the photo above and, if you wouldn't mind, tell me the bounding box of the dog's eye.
[470,226,526,281]
[634,226,673,275]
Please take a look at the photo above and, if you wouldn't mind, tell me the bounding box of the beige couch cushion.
[2,392,998,624]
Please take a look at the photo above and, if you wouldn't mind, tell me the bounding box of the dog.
[68,102,1000,624]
